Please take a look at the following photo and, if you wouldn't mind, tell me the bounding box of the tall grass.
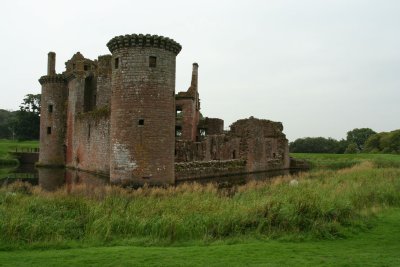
[1,161,400,249]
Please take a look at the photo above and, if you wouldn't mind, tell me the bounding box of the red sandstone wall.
[109,45,177,185]
[176,98,198,141]
[39,77,68,166]
[69,116,110,175]
[174,117,290,173]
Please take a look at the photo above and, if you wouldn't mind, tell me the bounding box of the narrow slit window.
[88,124,91,139]
[48,105,53,113]
[175,126,182,137]
[149,56,157,68]
[138,119,144,126]
[114,58,119,69]
[47,127,52,135]
[176,107,182,117]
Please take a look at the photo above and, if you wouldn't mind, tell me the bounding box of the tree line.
[290,128,400,154]
[0,94,40,140]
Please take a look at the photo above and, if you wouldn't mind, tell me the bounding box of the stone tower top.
[106,34,182,55]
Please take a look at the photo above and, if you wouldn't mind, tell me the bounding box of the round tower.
[38,52,68,166]
[107,34,182,185]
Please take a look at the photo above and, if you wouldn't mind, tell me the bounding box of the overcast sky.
[1,0,399,141]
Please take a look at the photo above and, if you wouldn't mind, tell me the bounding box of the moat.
[0,165,304,192]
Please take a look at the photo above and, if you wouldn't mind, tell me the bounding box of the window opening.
[114,58,119,69]
[47,127,52,134]
[199,128,207,137]
[48,105,53,113]
[175,126,182,137]
[176,107,182,117]
[149,56,157,67]
[138,119,144,126]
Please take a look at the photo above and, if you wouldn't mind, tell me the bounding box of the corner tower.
[38,52,68,166]
[107,34,182,185]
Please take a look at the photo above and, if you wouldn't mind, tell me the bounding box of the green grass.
[0,208,399,266]
[1,160,400,249]
[0,139,39,165]
[291,153,400,170]
[1,153,400,265]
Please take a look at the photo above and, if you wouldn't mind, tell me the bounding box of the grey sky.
[1,0,399,141]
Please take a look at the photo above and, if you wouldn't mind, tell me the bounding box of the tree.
[344,143,358,154]
[0,109,16,139]
[363,130,400,154]
[289,137,345,153]
[13,94,41,140]
[346,128,376,151]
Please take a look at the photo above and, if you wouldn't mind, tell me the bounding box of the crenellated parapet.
[107,34,182,55]
[38,74,66,85]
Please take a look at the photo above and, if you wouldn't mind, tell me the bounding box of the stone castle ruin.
[38,34,290,185]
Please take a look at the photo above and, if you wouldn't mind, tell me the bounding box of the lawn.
[0,139,39,165]
[0,209,399,266]
[292,152,400,169]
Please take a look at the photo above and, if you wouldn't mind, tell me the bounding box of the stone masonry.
[38,33,291,185]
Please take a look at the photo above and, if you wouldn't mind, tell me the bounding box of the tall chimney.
[190,63,199,90]
[47,52,56,75]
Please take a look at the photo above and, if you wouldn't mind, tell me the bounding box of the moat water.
[0,164,303,192]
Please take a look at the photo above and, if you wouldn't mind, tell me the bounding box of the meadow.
[0,150,400,265]
[0,139,39,166]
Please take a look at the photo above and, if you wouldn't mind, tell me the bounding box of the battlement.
[38,74,66,85]
[106,34,182,55]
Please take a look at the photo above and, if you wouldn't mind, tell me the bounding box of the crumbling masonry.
[39,34,290,185]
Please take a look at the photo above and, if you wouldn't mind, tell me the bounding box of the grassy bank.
[1,159,400,249]
[1,208,399,266]
[0,139,39,166]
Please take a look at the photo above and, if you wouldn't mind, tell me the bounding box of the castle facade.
[39,34,290,185]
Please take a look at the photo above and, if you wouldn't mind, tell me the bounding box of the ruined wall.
[65,76,85,166]
[203,118,224,135]
[108,34,181,185]
[175,140,206,162]
[175,159,246,181]
[70,114,110,175]
[230,117,290,172]
[174,117,290,179]
[64,52,111,175]
[96,55,112,107]
[175,97,197,141]
[175,63,200,142]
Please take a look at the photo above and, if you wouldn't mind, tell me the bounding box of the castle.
[38,34,291,185]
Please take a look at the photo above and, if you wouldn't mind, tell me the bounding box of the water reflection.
[1,166,109,191]
[1,166,303,192]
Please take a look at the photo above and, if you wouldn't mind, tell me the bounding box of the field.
[0,139,39,165]
[0,209,399,266]
[0,152,400,265]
